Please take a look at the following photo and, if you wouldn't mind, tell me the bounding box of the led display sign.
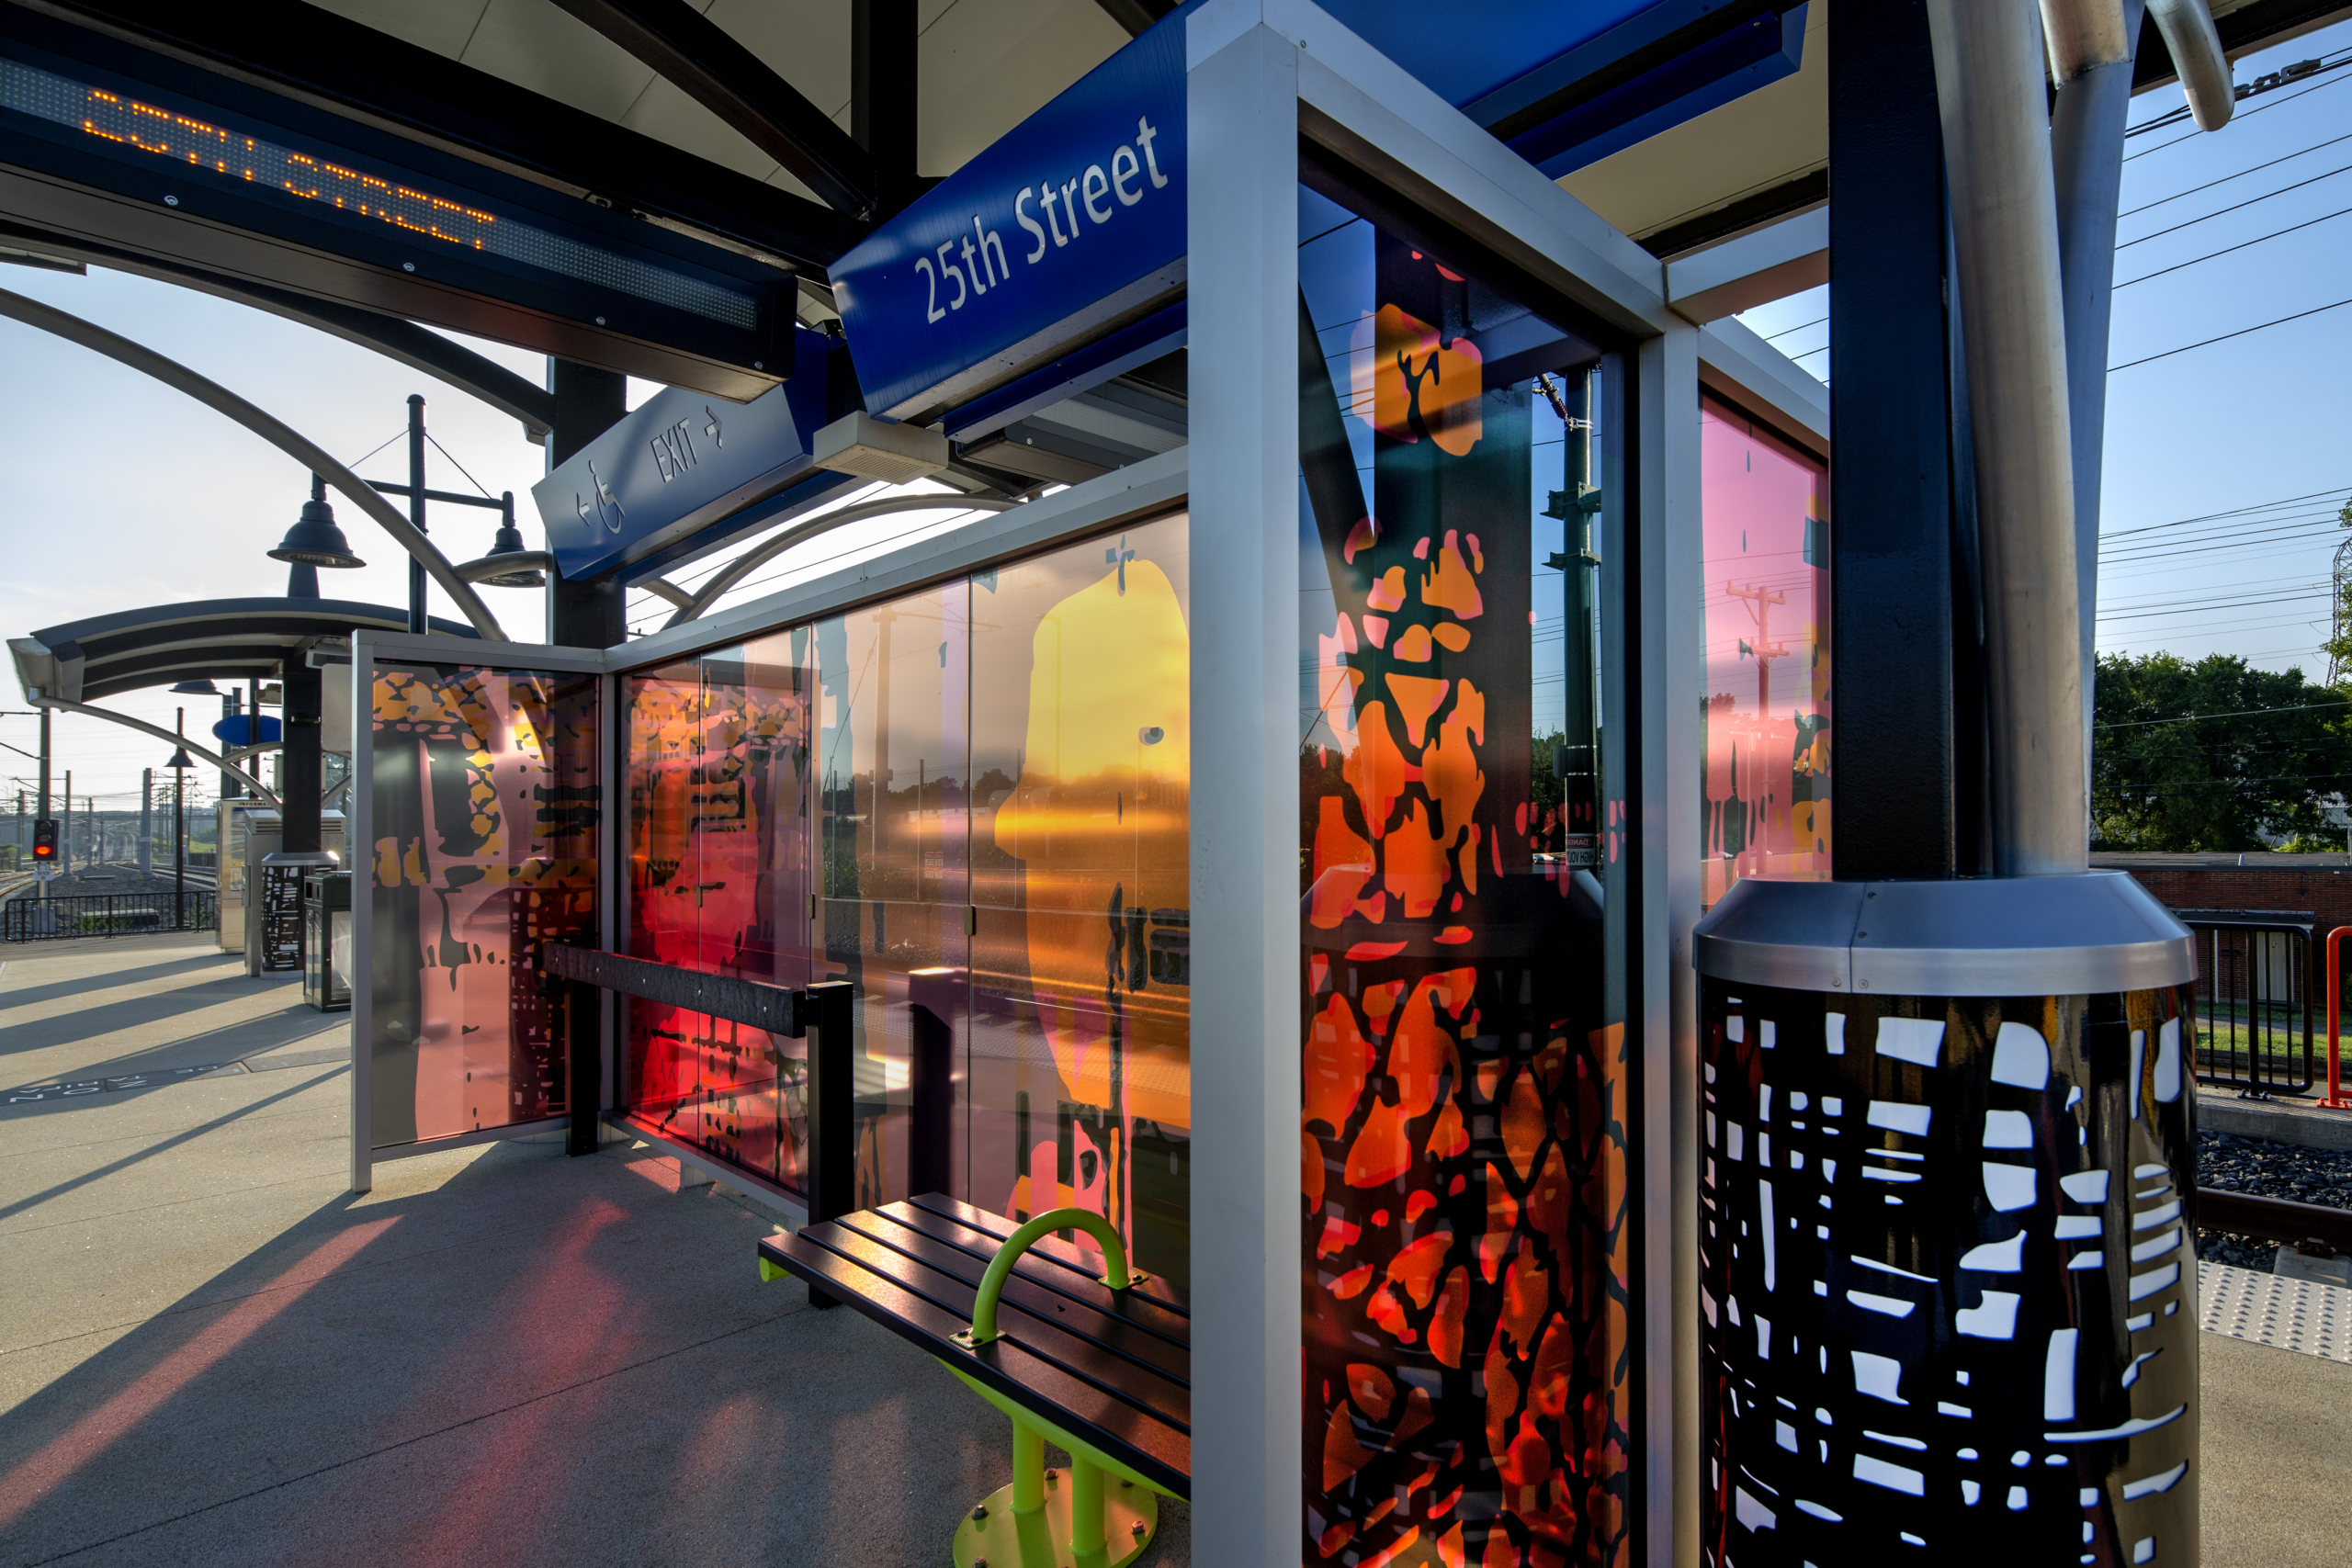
[0,12,796,399]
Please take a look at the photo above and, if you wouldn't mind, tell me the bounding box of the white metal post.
[1640,326,1707,1568]
[1185,7,1302,1563]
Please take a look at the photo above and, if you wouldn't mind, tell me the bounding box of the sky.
[1735,17,2352,685]
[5,18,2351,806]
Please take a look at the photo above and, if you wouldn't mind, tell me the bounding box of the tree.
[2092,651,2352,851]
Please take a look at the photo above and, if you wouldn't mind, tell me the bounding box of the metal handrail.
[2,890,214,942]
[2184,918,2315,1095]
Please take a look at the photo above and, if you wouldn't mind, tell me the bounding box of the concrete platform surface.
[0,932,1191,1567]
[2198,1085,2352,1152]
[7,932,2348,1565]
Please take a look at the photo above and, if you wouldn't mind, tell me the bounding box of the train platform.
[0,931,2339,1566]
[0,931,1193,1567]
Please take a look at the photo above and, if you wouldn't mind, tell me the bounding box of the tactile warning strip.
[2199,1259,2352,1361]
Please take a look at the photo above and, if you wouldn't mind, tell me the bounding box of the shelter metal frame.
[347,630,606,1194]
[334,7,1840,1561]
[1178,3,1717,1558]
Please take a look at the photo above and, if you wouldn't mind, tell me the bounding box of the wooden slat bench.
[758,1194,1189,1568]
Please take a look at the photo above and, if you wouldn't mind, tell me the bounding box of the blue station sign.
[829,2,1804,423]
[830,12,1186,420]
[532,327,831,581]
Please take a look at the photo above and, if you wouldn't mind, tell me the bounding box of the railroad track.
[2199,1187,2352,1252]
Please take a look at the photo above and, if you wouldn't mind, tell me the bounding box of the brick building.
[2097,852,2352,934]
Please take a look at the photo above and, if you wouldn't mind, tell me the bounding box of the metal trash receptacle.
[301,870,351,1012]
[1691,873,2198,1562]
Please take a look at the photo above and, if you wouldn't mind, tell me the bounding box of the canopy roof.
[318,0,2331,261]
[14,598,476,705]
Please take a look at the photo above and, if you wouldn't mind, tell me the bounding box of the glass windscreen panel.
[1299,183,1634,1567]
[1701,392,1830,908]
[365,660,598,1149]
[622,645,816,1188]
[619,518,1193,1287]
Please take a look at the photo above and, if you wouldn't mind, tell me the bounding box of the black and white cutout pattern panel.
[1698,982,2199,1566]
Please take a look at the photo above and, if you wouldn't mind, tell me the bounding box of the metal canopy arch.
[0,288,510,641]
[20,696,281,805]
[17,597,478,705]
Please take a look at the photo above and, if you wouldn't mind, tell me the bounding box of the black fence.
[2,891,216,942]
[2183,919,2314,1095]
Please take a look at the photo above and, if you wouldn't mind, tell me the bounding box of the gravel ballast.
[2197,1129,2352,1271]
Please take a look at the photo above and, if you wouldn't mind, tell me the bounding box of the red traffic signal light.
[31,819,56,861]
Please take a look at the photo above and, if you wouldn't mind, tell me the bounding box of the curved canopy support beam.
[664,494,1019,628]
[636,577,695,610]
[452,550,556,582]
[31,696,281,807]
[0,220,557,438]
[0,288,509,642]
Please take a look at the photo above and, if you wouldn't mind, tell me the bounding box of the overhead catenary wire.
[2109,296,2352,371]
[2121,129,2352,216]
[2096,697,2352,730]
[2117,160,2352,248]
[2125,57,2352,156]
[2115,201,2352,288]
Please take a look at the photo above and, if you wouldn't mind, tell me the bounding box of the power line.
[2099,487,2351,541]
[1759,315,1826,343]
[2109,295,2352,372]
[2117,159,2352,248]
[2125,62,2352,158]
[2114,200,2352,288]
[2121,130,2352,217]
[2096,698,2352,730]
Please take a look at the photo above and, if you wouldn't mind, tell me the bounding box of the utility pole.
[140,769,152,877]
[1726,580,1790,719]
[173,709,187,918]
[61,768,71,877]
[35,705,49,901]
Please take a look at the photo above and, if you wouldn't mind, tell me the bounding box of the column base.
[952,1472,1156,1568]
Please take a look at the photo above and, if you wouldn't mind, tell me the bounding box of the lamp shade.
[269,496,365,570]
[480,521,546,588]
[165,747,195,770]
[170,678,219,694]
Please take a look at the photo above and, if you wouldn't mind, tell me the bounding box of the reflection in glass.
[616,519,1193,1287]
[365,662,598,1149]
[1701,394,1831,908]
[971,517,1192,1282]
[1298,185,1633,1566]
[623,647,817,1187]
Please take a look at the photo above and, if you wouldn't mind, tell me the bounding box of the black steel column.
[803,980,856,1307]
[546,360,628,649]
[406,395,428,635]
[280,657,323,854]
[566,978,601,1156]
[1827,0,1976,879]
[853,0,920,219]
[908,967,960,1200]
